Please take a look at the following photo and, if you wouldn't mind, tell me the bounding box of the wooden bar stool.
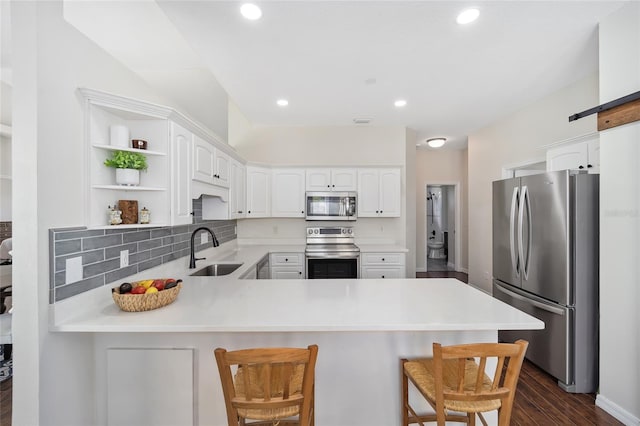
[401,340,528,426]
[215,345,318,426]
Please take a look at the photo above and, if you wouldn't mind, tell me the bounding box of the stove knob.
[314,229,319,234]
[308,229,313,235]
[348,229,353,234]
[342,229,346,234]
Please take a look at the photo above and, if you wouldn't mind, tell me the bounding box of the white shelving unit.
[82,89,173,228]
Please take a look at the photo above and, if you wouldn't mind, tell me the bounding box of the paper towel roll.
[110,125,130,147]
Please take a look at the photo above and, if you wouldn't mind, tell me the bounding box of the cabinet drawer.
[361,267,404,279]
[361,253,405,266]
[270,253,304,266]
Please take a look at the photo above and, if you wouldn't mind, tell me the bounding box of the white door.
[272,169,305,217]
[170,122,193,225]
[306,168,331,191]
[378,168,401,217]
[546,142,589,172]
[214,149,230,188]
[331,169,357,191]
[357,169,381,217]
[192,136,215,184]
[246,166,271,217]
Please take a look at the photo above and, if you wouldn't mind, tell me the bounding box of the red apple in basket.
[130,286,146,295]
[153,279,165,291]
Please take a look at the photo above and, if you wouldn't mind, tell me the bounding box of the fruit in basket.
[145,287,159,294]
[152,279,165,291]
[165,278,176,285]
[131,286,146,295]
[119,282,133,294]
[138,279,154,289]
[164,279,181,290]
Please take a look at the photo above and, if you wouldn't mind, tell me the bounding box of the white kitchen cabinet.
[170,122,193,225]
[360,252,406,278]
[546,137,599,174]
[270,253,305,279]
[272,168,306,218]
[357,168,401,217]
[229,159,246,219]
[246,166,271,217]
[306,168,357,191]
[193,136,230,188]
[106,348,195,426]
[81,88,171,228]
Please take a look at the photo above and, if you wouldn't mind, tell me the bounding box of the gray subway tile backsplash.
[49,198,237,302]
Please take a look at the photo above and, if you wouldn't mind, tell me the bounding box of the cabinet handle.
[587,164,593,168]
[382,275,385,279]
[382,258,385,261]
[238,210,243,214]
[332,184,335,187]
[376,210,379,213]
[285,258,288,262]
[299,271,302,275]
[248,210,251,214]
[578,165,584,169]
[327,185,330,188]
[301,210,304,214]
[380,210,383,213]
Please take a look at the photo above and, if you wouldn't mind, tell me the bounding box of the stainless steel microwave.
[305,192,357,221]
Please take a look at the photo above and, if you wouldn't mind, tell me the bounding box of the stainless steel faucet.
[189,227,220,269]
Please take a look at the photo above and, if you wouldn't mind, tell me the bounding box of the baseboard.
[596,394,640,425]
[458,267,469,274]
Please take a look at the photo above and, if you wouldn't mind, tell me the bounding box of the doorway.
[425,184,458,272]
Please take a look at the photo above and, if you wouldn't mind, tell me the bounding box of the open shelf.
[92,144,166,157]
[93,185,166,191]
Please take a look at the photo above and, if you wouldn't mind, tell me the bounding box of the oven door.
[306,254,359,279]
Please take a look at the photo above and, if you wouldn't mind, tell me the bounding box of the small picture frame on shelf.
[118,200,139,224]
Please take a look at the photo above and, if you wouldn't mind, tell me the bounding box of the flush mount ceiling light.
[240,3,262,20]
[427,138,446,148]
[394,99,407,108]
[457,8,479,25]
[276,99,288,107]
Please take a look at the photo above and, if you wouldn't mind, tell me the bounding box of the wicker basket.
[112,282,182,312]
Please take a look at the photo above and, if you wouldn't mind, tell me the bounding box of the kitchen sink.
[190,263,243,277]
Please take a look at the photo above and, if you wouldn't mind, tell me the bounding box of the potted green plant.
[104,150,148,186]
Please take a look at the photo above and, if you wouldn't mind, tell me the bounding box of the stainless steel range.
[305,226,360,279]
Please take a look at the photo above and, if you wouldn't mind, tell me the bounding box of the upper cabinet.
[272,168,306,218]
[192,136,230,188]
[546,136,599,174]
[229,159,246,219]
[357,168,401,217]
[80,88,242,228]
[246,166,271,218]
[306,168,357,191]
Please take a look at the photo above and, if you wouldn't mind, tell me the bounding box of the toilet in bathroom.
[427,240,445,259]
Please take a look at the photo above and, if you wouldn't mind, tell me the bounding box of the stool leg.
[3,344,11,361]
[401,359,409,426]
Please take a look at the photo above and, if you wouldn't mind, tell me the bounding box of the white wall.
[11,1,227,424]
[597,3,640,423]
[415,148,468,273]
[467,74,598,291]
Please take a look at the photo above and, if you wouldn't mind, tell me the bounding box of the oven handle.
[305,253,360,259]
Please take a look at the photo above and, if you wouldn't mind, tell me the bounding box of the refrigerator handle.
[510,187,519,276]
[494,282,565,315]
[518,185,531,280]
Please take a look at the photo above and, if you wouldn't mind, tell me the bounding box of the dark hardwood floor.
[514,360,621,425]
[0,377,10,426]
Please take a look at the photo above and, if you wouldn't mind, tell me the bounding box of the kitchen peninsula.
[50,243,543,426]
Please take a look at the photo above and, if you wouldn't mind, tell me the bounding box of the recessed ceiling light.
[276,99,288,107]
[394,100,407,108]
[240,3,262,20]
[457,8,479,25]
[427,138,446,148]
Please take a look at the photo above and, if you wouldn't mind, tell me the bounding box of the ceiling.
[12,1,630,150]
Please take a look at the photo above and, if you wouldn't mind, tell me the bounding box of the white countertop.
[50,241,542,333]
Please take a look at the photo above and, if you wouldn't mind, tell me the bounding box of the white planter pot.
[115,168,140,186]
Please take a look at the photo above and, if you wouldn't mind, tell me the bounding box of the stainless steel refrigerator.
[492,170,598,393]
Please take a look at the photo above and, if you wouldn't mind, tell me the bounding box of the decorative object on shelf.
[131,139,147,150]
[109,125,129,148]
[118,200,139,224]
[140,206,150,224]
[107,205,123,225]
[103,150,148,186]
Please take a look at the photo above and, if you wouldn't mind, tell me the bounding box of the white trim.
[459,267,469,274]
[415,267,426,273]
[424,181,461,273]
[501,157,546,178]
[596,394,640,425]
[539,131,599,150]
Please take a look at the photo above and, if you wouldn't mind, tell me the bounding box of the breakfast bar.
[50,245,543,426]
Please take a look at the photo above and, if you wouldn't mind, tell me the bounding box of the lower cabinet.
[106,348,195,426]
[270,253,305,279]
[360,252,406,279]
